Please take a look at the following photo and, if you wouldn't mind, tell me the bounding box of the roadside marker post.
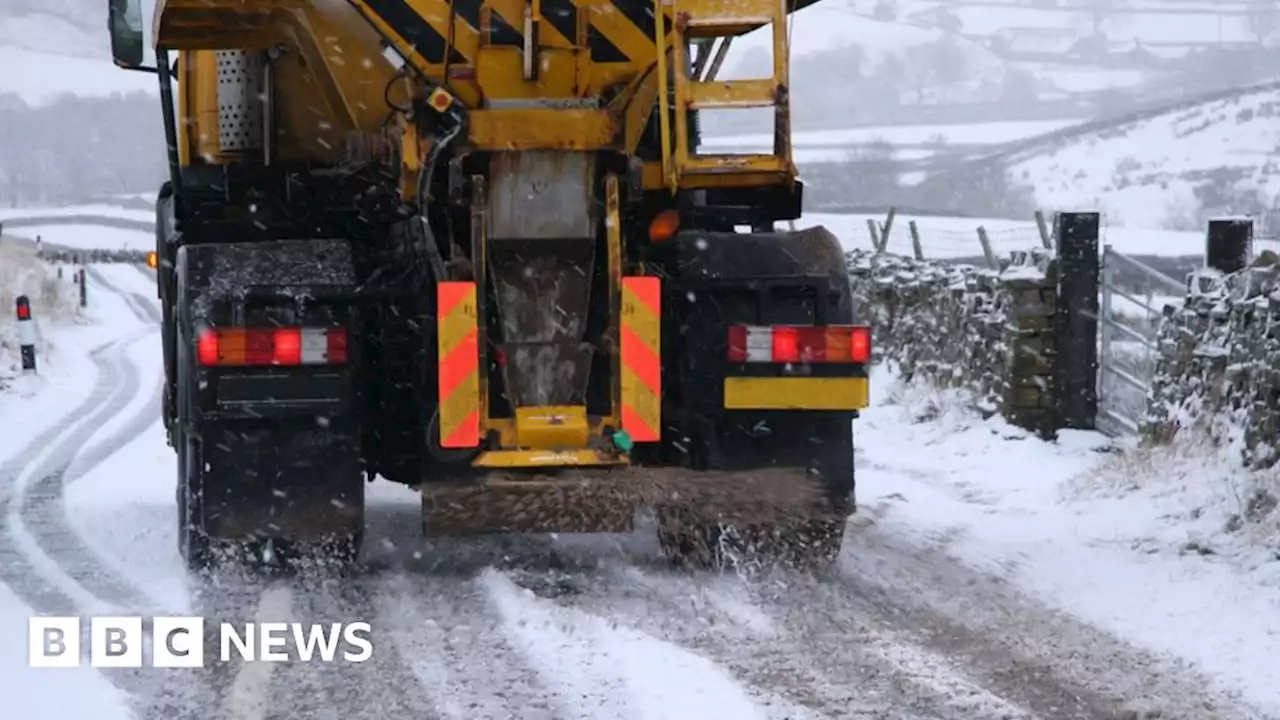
[15,295,36,374]
[79,268,87,308]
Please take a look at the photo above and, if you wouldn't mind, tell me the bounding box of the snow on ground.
[858,365,1280,713]
[64,406,188,613]
[4,225,153,252]
[0,264,145,720]
[1012,83,1280,230]
[0,582,134,720]
[0,240,86,408]
[76,267,160,462]
[480,568,779,718]
[1021,64,1150,94]
[0,206,154,224]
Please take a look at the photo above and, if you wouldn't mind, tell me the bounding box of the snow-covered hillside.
[732,7,1005,70]
[0,1,156,106]
[1011,83,1280,230]
[895,0,1259,46]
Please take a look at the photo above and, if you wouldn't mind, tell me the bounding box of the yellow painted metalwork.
[653,0,674,191]
[640,161,787,190]
[514,406,591,449]
[686,78,777,109]
[398,120,421,202]
[466,109,617,150]
[472,417,621,450]
[153,0,804,188]
[663,0,795,187]
[723,377,870,411]
[604,173,624,432]
[473,449,628,468]
[170,4,395,166]
[469,176,491,430]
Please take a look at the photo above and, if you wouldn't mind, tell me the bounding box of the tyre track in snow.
[19,269,163,610]
[488,515,1272,720]
[5,266,449,719]
[508,558,1029,719]
[373,571,566,720]
[0,269,234,720]
[831,500,1277,720]
[156,485,454,718]
[262,573,449,720]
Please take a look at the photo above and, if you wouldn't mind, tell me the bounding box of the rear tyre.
[656,415,853,574]
[656,514,844,573]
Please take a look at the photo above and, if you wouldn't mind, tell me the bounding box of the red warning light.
[428,88,452,111]
[15,298,30,321]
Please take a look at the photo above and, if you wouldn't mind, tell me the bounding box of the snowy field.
[703,119,1084,163]
[1013,83,1280,230]
[0,46,156,107]
[800,211,1274,259]
[1,256,1278,717]
[894,0,1259,45]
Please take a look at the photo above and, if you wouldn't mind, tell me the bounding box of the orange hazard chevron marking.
[437,281,480,448]
[620,276,661,442]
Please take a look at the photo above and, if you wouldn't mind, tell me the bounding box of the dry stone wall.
[1143,251,1280,467]
[846,248,1061,436]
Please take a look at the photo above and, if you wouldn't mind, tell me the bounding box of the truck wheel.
[176,433,212,572]
[656,415,853,574]
[656,508,845,574]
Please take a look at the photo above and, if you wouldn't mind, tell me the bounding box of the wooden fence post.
[908,220,924,260]
[1033,210,1053,250]
[976,226,996,269]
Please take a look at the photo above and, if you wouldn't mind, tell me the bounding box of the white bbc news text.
[28,617,374,667]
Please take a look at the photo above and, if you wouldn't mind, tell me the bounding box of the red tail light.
[726,324,871,364]
[196,327,349,367]
[849,326,870,364]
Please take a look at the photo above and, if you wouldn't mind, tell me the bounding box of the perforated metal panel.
[216,50,264,152]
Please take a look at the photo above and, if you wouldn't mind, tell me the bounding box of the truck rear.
[108,0,870,570]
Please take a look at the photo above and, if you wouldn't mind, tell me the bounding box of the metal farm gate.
[1097,245,1186,437]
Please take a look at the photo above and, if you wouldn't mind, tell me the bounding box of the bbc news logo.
[29,617,373,668]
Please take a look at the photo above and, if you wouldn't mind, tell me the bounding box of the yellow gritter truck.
[106,0,871,571]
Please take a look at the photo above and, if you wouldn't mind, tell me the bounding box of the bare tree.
[921,38,970,103]
[1247,0,1279,43]
[1078,0,1129,35]
[872,0,897,22]
[842,138,902,204]
[934,8,963,34]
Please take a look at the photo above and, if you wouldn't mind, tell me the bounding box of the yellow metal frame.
[656,0,795,191]
[156,0,799,190]
[722,377,870,411]
[460,171,631,463]
[473,449,628,469]
[604,172,625,434]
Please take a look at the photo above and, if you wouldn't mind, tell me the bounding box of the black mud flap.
[199,421,364,543]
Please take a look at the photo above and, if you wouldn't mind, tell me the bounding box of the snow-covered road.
[1,265,1276,720]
